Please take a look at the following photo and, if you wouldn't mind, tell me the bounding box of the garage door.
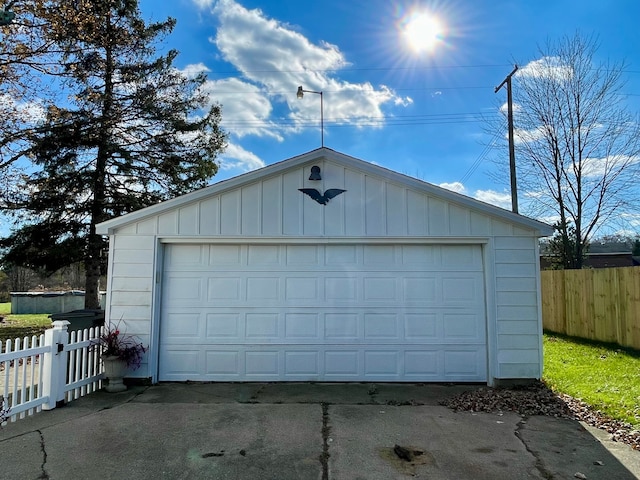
[159,243,487,382]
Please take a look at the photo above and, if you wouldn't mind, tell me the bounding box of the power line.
[221,112,488,129]
[223,111,486,123]
[203,64,640,76]
[458,132,502,184]
[210,85,494,95]
[204,63,514,76]
[206,84,640,97]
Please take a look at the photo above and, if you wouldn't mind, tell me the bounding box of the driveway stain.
[379,445,435,476]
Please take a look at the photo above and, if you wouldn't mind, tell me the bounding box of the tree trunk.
[84,233,102,309]
[84,9,114,310]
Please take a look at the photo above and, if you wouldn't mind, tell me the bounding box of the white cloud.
[523,190,543,200]
[439,182,466,194]
[438,182,514,210]
[180,63,210,79]
[537,214,561,226]
[621,213,640,228]
[395,95,414,107]
[218,142,266,172]
[499,101,521,114]
[516,57,573,82]
[212,0,348,82]
[186,0,411,174]
[209,0,409,129]
[20,102,46,124]
[473,189,512,209]
[192,0,214,9]
[0,94,46,124]
[513,125,546,145]
[580,154,639,178]
[201,78,282,140]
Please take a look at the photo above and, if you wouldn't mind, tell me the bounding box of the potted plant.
[91,323,146,392]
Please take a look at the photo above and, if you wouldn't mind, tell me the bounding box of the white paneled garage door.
[159,243,487,382]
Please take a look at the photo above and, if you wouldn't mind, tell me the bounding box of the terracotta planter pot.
[102,355,128,392]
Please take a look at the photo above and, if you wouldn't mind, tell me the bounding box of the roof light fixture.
[296,85,324,147]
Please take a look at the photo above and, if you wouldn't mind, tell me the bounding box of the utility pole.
[495,65,519,214]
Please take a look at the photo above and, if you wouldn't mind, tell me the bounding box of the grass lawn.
[543,333,640,429]
[0,302,52,343]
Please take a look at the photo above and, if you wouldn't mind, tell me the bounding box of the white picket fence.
[0,321,104,424]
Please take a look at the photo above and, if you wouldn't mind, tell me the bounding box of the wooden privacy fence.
[541,266,640,350]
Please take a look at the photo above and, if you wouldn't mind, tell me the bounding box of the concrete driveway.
[1,383,638,479]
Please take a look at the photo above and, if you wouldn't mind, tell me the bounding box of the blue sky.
[136,0,640,219]
[15,0,640,231]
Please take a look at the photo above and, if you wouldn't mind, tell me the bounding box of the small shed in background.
[10,291,106,314]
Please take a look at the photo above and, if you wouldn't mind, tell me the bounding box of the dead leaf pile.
[440,381,640,451]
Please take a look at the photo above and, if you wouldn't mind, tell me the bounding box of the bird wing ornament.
[298,188,346,205]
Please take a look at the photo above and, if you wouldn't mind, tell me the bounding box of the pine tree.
[1,0,226,308]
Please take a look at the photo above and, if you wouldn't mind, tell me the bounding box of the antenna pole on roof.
[297,86,324,148]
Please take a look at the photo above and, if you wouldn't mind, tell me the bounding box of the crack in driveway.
[37,429,49,479]
[515,417,554,479]
[320,403,330,480]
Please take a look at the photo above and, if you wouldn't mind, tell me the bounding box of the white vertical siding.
[283,170,302,235]
[103,157,547,382]
[262,176,282,236]
[344,169,365,235]
[199,196,220,235]
[449,204,470,236]
[365,176,385,235]
[158,211,178,235]
[220,189,241,235]
[386,183,407,235]
[470,211,491,236]
[324,166,346,236]
[137,218,157,235]
[407,190,427,235]
[178,204,199,235]
[428,198,447,235]
[241,183,261,234]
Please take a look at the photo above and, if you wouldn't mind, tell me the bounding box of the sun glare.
[403,12,445,53]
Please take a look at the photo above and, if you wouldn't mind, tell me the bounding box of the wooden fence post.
[42,321,70,410]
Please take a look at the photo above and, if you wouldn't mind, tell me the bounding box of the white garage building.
[97,148,553,385]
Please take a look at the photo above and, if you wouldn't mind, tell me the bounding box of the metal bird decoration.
[299,188,346,205]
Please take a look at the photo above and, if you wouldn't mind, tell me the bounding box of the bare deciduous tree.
[499,34,640,268]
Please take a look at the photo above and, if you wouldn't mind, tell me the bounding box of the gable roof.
[97,147,553,236]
